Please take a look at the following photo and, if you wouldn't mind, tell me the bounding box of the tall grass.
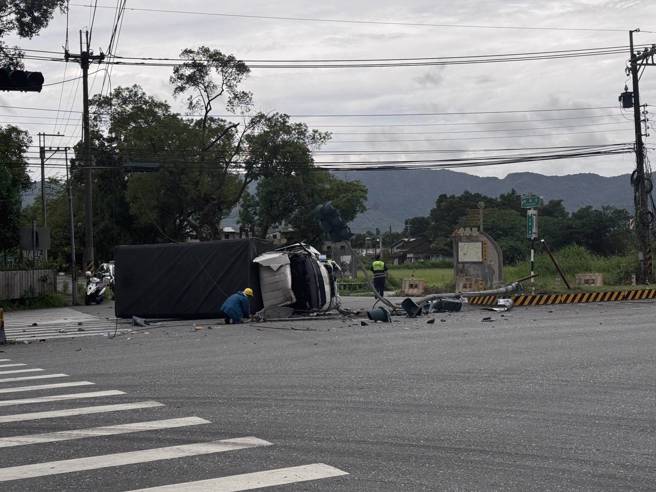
[505,245,638,291]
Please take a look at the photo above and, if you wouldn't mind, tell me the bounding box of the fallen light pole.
[401,274,538,317]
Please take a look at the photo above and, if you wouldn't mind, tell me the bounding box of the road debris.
[484,298,514,312]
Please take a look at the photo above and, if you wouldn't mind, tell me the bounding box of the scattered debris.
[481,317,494,322]
[31,322,38,327]
[77,327,85,332]
[77,322,84,326]
[132,316,149,327]
[75,348,82,351]
[367,307,391,323]
[484,298,514,312]
[360,321,368,326]
[58,329,66,333]
[426,318,435,324]
[440,319,446,322]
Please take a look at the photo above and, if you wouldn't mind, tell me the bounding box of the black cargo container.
[114,239,273,319]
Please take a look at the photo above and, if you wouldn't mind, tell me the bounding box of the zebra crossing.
[0,358,348,490]
[3,307,131,342]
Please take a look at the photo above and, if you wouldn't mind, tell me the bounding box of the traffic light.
[0,68,44,92]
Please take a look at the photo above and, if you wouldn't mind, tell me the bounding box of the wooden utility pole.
[627,30,656,283]
[65,30,104,270]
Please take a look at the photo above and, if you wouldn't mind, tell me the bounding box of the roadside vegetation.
[0,293,67,312]
[351,246,641,295]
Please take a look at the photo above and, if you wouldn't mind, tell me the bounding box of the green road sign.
[521,194,542,209]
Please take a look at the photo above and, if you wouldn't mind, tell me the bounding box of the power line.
[101,48,642,69]
[0,112,626,125]
[0,104,624,118]
[112,45,646,63]
[298,114,628,128]
[69,3,637,33]
[313,143,633,155]
[326,122,631,135]
[88,0,99,44]
[328,128,634,143]
[22,42,656,73]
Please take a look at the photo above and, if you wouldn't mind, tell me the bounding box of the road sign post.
[523,200,540,293]
[527,209,538,240]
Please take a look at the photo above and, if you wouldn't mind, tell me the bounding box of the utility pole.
[64,148,77,305]
[37,132,63,261]
[38,133,47,227]
[625,30,656,283]
[42,145,77,303]
[65,30,104,270]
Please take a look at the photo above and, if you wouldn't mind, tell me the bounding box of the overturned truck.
[114,239,338,319]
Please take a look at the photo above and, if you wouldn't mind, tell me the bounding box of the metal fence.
[0,269,57,300]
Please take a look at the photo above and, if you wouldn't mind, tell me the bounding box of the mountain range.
[334,170,633,232]
[23,170,634,233]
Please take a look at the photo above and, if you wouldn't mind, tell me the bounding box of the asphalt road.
[1,299,654,491]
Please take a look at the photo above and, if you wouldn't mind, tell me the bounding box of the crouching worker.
[219,288,254,324]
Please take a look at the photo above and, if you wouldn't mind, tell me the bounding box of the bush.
[0,293,68,311]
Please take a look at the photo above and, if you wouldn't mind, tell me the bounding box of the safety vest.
[372,260,386,278]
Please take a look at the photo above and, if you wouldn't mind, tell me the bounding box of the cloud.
[414,67,446,87]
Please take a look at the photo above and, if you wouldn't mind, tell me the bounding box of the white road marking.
[0,360,11,362]
[0,416,210,448]
[6,333,122,342]
[0,390,125,407]
[0,368,43,375]
[0,374,67,383]
[4,324,120,334]
[0,401,163,423]
[0,436,272,482]
[126,463,349,491]
[0,381,94,394]
[0,364,26,369]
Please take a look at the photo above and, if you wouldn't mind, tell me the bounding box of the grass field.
[350,246,641,294]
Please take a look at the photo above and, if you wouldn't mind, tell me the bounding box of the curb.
[468,289,656,307]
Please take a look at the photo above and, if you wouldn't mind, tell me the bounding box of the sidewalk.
[2,306,127,342]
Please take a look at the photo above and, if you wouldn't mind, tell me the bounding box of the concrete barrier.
[468,288,656,307]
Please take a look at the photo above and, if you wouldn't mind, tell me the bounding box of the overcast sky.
[3,0,656,179]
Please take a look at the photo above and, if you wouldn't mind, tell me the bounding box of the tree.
[0,126,31,252]
[0,1,66,68]
[404,216,430,236]
[567,206,631,256]
[240,114,366,242]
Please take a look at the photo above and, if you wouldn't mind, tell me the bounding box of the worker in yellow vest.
[370,255,388,297]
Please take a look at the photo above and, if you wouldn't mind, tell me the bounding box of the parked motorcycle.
[84,262,115,305]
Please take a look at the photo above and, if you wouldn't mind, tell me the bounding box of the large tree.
[0,126,31,252]
[0,1,66,68]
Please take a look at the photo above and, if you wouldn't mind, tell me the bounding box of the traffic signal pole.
[65,30,104,270]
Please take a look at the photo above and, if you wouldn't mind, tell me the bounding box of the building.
[390,236,446,265]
